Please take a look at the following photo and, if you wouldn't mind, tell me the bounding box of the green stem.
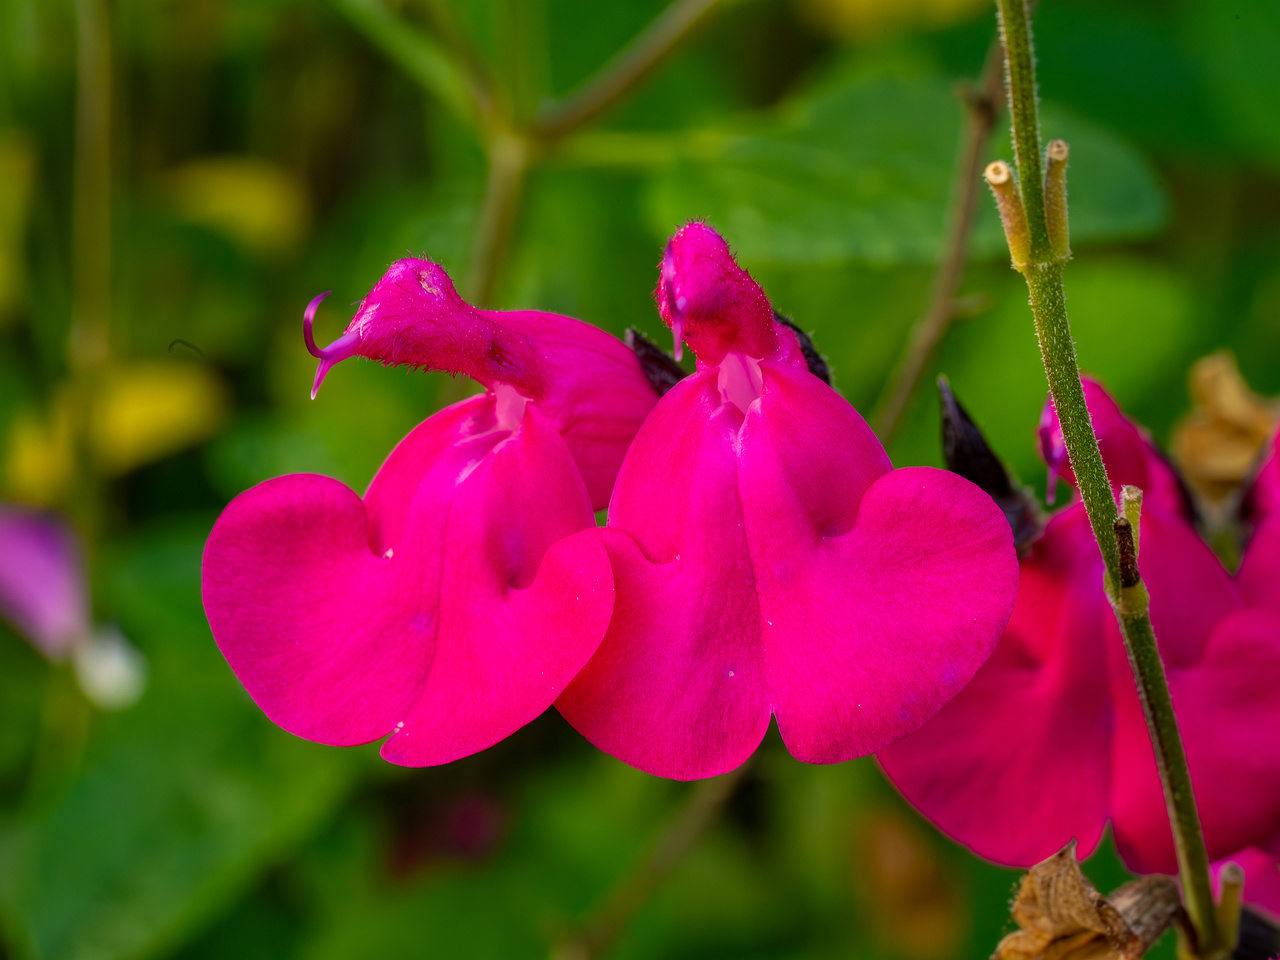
[1117,604,1220,956]
[1024,262,1120,577]
[996,0,1049,261]
[994,1,1222,954]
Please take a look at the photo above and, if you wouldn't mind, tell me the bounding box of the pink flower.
[556,222,1020,780]
[303,259,659,511]
[0,504,89,659]
[0,504,147,708]
[202,259,656,766]
[879,379,1280,875]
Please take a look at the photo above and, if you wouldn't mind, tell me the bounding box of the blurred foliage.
[0,0,1277,957]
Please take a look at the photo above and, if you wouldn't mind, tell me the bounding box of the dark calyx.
[626,328,689,397]
[774,313,831,385]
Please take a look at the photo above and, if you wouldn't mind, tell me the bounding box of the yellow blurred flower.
[5,393,76,506]
[4,361,230,501]
[797,0,989,39]
[0,129,37,323]
[162,156,310,256]
[89,362,230,476]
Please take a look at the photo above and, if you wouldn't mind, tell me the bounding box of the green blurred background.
[1,0,1279,957]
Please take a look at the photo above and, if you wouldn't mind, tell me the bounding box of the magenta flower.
[0,504,89,659]
[202,259,660,766]
[1243,431,1280,619]
[556,222,1020,780]
[303,259,659,511]
[0,504,147,708]
[879,379,1280,875]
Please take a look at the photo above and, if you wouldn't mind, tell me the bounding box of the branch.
[872,41,1003,442]
[992,2,1224,955]
[550,763,749,960]
[533,0,723,141]
[332,0,489,129]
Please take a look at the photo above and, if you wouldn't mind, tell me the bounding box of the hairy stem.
[994,1,1222,953]
[1024,263,1120,576]
[551,764,748,960]
[996,0,1049,260]
[533,0,722,141]
[872,42,1003,442]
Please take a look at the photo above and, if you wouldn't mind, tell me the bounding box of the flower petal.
[203,396,610,760]
[1239,511,1280,615]
[741,364,1018,762]
[203,472,433,745]
[557,372,770,780]
[0,505,88,659]
[877,506,1112,866]
[379,404,613,766]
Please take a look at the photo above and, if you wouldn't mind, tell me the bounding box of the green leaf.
[644,73,1167,266]
[3,524,367,960]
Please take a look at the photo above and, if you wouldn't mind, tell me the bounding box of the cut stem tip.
[1044,140,1071,260]
[985,161,1031,269]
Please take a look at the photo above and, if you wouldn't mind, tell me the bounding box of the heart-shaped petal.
[203,396,613,763]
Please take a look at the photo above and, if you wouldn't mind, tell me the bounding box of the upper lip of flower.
[302,290,359,400]
[298,257,660,512]
[655,222,781,367]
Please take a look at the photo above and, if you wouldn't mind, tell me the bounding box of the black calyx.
[774,312,831,385]
[939,375,1043,552]
[1234,906,1280,960]
[626,328,688,397]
